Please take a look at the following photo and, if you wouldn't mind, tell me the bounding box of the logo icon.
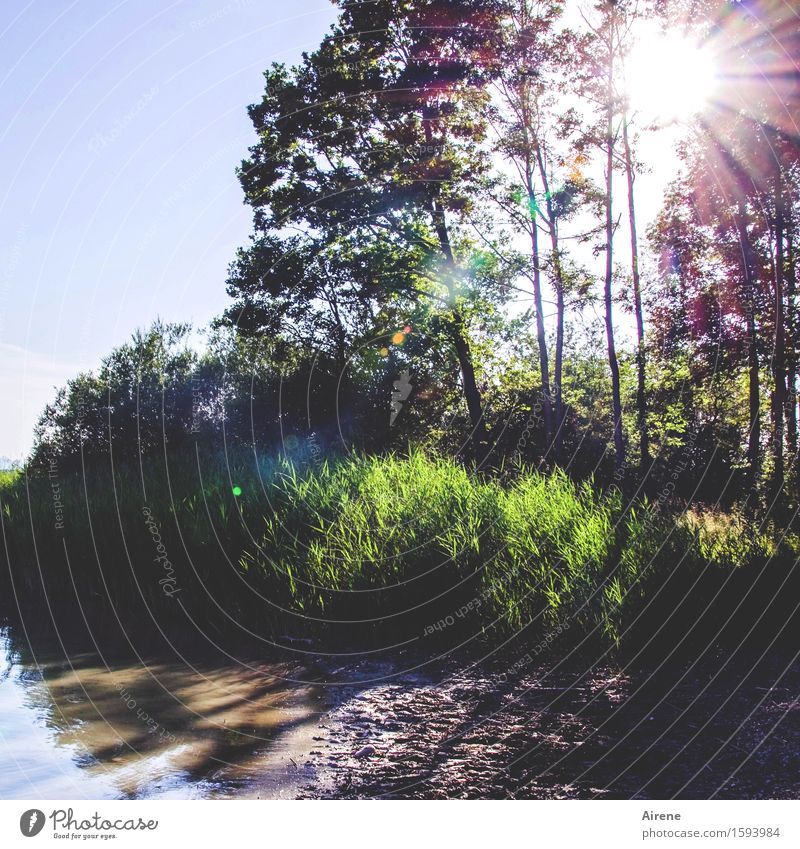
[20,809,46,837]
[390,369,413,426]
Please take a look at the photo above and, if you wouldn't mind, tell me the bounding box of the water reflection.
[0,627,325,799]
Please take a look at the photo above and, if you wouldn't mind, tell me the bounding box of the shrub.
[2,449,796,652]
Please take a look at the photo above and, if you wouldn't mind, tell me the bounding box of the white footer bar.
[1,799,796,848]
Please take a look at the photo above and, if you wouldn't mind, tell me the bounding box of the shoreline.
[257,650,800,800]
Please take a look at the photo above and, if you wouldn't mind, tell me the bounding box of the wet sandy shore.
[3,624,797,800]
[275,649,800,800]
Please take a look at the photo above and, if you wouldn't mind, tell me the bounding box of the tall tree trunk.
[422,112,489,461]
[771,163,786,493]
[736,198,761,490]
[450,315,490,460]
[518,80,553,453]
[622,112,649,472]
[786,229,797,458]
[746,292,761,492]
[429,193,490,462]
[554,273,565,461]
[535,150,566,463]
[528,185,554,448]
[604,61,625,471]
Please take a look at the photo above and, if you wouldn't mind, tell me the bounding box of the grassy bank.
[1,451,797,653]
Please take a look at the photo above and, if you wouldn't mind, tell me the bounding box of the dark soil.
[298,647,800,799]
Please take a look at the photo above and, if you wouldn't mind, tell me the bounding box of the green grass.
[1,449,797,651]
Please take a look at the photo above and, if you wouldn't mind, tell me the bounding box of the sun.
[625,25,717,126]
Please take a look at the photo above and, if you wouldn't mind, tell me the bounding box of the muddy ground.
[289,647,799,799]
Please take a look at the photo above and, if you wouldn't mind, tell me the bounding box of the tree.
[488,0,591,462]
[617,4,652,472]
[30,321,197,468]
[227,0,512,462]
[577,0,627,471]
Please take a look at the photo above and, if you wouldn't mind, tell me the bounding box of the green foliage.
[486,471,615,631]
[243,451,505,615]
[682,508,778,567]
[5,449,795,651]
[0,469,21,489]
[30,321,197,468]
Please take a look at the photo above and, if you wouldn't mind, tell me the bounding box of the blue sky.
[0,0,337,459]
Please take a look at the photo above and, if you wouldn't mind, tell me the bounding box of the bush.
[2,449,796,652]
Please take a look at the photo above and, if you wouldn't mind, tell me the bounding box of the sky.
[0,0,338,461]
[0,0,685,462]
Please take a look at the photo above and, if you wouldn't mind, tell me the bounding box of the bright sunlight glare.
[626,26,717,125]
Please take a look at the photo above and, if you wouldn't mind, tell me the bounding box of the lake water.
[0,625,329,799]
